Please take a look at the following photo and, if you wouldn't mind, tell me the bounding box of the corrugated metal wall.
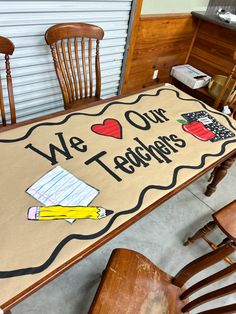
[0,0,133,122]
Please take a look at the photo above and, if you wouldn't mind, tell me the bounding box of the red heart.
[91,119,122,139]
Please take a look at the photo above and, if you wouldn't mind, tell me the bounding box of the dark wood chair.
[212,51,236,116]
[185,200,236,265]
[0,36,16,125]
[45,23,104,110]
[89,243,236,313]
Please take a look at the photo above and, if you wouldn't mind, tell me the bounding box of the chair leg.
[184,220,216,246]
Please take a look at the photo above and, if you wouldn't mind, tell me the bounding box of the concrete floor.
[13,163,236,314]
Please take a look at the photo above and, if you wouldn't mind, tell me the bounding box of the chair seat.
[65,96,101,110]
[89,248,185,314]
[213,200,236,242]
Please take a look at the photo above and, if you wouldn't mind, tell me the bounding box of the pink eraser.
[27,207,38,220]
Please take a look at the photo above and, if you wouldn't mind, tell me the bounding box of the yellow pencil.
[27,205,113,221]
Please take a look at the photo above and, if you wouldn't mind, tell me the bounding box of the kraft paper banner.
[0,85,236,306]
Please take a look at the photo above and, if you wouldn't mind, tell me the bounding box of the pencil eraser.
[27,207,37,220]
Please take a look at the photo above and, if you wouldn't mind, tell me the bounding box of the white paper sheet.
[26,166,99,223]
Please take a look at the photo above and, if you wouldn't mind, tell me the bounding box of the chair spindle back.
[0,36,16,125]
[45,23,104,109]
[173,242,236,313]
[213,51,236,118]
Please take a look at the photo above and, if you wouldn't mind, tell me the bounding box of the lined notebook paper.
[26,166,99,223]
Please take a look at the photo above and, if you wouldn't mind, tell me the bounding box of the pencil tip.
[98,207,114,218]
[105,209,114,216]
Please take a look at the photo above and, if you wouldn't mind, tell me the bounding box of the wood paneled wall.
[122,14,197,94]
[188,20,236,77]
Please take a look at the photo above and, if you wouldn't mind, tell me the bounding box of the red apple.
[178,120,215,141]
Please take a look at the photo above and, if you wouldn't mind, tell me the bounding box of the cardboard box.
[170,64,211,89]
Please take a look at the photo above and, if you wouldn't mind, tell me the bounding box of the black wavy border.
[0,88,236,278]
[1,88,236,143]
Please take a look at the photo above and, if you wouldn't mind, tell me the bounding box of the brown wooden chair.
[212,51,236,116]
[205,55,236,194]
[89,243,236,313]
[0,36,16,125]
[185,200,236,265]
[45,23,104,110]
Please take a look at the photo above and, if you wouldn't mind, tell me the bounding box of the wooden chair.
[184,200,236,265]
[206,52,236,193]
[45,23,104,110]
[212,51,236,116]
[0,36,16,125]
[89,243,236,313]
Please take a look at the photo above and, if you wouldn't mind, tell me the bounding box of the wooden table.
[0,85,236,313]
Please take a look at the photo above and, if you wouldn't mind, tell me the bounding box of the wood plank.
[120,0,143,95]
[122,13,236,108]
[122,14,197,94]
[188,20,236,77]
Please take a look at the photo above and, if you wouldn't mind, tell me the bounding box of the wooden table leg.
[4,310,12,314]
[205,155,236,197]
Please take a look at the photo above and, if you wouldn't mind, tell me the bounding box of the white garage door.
[0,0,134,122]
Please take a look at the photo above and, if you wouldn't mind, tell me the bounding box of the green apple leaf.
[177,119,188,124]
